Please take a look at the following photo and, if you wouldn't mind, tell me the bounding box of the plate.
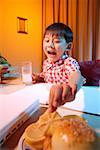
[17,134,36,150]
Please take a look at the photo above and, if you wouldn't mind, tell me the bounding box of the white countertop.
[0,83,100,128]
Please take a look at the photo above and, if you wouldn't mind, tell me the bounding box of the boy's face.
[43,33,68,62]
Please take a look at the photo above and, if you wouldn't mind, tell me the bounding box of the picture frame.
[17,17,28,34]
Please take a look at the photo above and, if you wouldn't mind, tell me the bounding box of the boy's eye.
[44,39,49,42]
[46,40,49,42]
[53,40,61,43]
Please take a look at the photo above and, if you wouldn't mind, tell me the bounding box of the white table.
[0,81,100,145]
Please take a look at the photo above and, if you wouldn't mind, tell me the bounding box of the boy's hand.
[32,73,44,83]
[32,73,38,83]
[48,84,77,112]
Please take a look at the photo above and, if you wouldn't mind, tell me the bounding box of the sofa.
[79,60,100,86]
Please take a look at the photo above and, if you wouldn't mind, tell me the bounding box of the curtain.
[42,0,100,62]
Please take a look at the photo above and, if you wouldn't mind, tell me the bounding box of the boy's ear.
[66,42,73,51]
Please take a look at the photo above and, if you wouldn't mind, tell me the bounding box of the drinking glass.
[21,61,32,85]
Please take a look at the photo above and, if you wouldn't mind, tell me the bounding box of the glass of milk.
[21,61,32,85]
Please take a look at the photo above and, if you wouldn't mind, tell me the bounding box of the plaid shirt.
[40,55,80,84]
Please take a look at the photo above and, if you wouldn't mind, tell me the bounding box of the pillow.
[79,60,100,86]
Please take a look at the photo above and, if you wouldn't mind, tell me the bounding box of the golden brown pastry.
[51,116,96,150]
[20,110,98,150]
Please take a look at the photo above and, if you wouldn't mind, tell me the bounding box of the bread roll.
[19,111,97,150]
[51,117,96,150]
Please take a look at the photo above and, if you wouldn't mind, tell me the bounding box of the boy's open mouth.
[47,50,56,55]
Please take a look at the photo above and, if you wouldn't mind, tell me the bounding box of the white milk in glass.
[22,61,32,85]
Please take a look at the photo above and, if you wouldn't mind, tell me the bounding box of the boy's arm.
[68,71,83,94]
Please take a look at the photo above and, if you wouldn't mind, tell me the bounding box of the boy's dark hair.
[44,23,73,43]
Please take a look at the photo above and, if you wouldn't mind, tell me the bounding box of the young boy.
[32,23,83,112]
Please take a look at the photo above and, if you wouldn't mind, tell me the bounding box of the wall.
[0,0,42,72]
[0,1,3,54]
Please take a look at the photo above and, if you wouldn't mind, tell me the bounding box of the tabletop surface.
[0,79,100,146]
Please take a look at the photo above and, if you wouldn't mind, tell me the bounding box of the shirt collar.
[47,54,68,67]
